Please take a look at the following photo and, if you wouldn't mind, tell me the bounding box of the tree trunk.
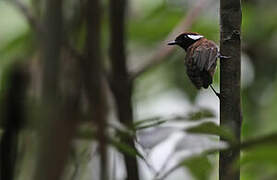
[109,0,140,180]
[0,65,27,180]
[33,1,80,180]
[83,0,108,180]
[219,0,242,179]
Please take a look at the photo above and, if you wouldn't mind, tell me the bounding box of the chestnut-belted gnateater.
[168,32,227,99]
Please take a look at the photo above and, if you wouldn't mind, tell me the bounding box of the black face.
[168,33,203,51]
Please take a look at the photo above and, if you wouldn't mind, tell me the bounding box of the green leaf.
[133,117,167,130]
[0,29,34,62]
[240,145,277,180]
[186,109,215,121]
[111,124,135,139]
[182,156,212,180]
[76,125,95,140]
[134,117,161,127]
[109,138,143,159]
[186,122,236,143]
[241,144,277,166]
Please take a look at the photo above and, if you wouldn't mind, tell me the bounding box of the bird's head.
[168,32,204,51]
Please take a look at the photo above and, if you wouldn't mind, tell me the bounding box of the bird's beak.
[167,40,177,45]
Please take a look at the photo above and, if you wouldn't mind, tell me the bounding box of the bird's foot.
[215,92,221,100]
[218,54,231,59]
[210,85,221,100]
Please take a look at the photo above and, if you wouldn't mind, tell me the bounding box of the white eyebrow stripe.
[187,34,204,40]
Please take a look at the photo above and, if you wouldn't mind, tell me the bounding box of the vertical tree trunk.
[109,0,139,180]
[33,1,80,180]
[0,65,27,180]
[219,0,242,180]
[83,0,108,180]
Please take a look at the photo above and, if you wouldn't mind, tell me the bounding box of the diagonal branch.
[9,0,42,32]
[129,0,211,80]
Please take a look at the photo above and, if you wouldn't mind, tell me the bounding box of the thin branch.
[9,0,42,32]
[238,132,277,150]
[155,162,181,180]
[136,145,158,175]
[129,0,211,80]
[153,151,174,179]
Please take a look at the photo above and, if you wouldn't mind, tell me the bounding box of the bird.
[168,32,222,98]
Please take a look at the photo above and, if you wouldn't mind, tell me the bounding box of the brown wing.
[185,39,218,89]
[192,40,218,75]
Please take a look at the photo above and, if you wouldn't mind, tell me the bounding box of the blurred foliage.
[0,0,277,180]
[186,108,215,121]
[186,122,236,143]
[241,145,277,180]
[182,156,212,180]
[129,3,183,44]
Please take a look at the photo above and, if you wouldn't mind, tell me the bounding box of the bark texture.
[109,0,139,180]
[219,0,242,179]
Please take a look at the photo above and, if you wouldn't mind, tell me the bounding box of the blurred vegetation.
[0,0,277,180]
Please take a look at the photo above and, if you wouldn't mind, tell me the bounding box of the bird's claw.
[210,85,221,100]
[218,54,231,59]
[216,92,221,100]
